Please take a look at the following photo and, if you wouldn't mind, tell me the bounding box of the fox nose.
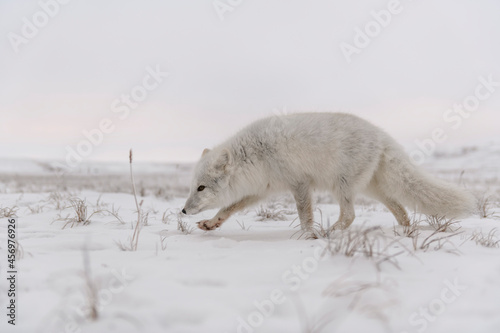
[182,208,187,214]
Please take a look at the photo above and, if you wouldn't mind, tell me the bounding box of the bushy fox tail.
[377,145,477,218]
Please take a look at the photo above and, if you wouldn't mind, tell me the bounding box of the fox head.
[182,148,233,215]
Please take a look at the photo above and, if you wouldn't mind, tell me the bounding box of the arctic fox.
[182,113,476,232]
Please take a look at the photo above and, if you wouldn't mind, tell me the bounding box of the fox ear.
[214,149,232,171]
[202,148,211,157]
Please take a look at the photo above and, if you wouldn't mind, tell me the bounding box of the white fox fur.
[182,113,476,232]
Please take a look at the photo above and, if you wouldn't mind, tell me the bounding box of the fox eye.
[197,185,205,192]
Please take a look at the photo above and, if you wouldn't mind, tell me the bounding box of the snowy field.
[1,145,500,333]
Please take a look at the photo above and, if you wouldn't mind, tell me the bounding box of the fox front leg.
[197,195,261,231]
[291,182,314,232]
[197,215,224,231]
[331,195,355,230]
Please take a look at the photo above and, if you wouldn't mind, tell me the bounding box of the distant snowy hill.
[0,158,194,176]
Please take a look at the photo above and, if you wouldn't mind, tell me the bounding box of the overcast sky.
[1,0,499,164]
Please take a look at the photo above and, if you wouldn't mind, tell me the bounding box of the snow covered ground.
[0,145,499,333]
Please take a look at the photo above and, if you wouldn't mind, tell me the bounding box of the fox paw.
[302,231,318,240]
[197,219,221,231]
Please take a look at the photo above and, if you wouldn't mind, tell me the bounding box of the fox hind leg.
[379,196,410,226]
[365,181,410,227]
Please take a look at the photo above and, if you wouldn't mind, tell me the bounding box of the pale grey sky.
[1,0,499,164]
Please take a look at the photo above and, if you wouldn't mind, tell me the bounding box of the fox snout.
[183,194,207,215]
[182,197,196,214]
[182,206,201,215]
[182,199,206,215]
